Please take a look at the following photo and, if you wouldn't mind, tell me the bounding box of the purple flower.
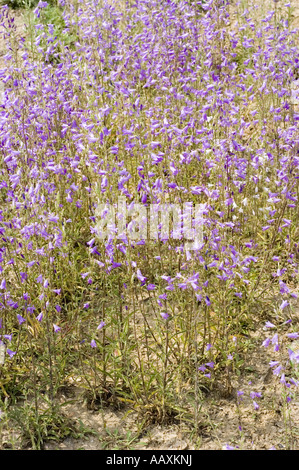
[137,269,147,282]
[53,324,61,333]
[205,361,214,368]
[265,321,275,329]
[280,374,287,385]
[287,333,299,339]
[280,300,289,310]
[159,294,167,300]
[269,361,280,368]
[97,321,105,330]
[17,314,26,325]
[279,281,289,295]
[36,313,43,322]
[6,349,16,358]
[37,1,49,8]
[288,349,299,364]
[262,338,271,347]
[90,339,97,348]
[273,365,283,376]
[83,303,90,309]
[271,334,279,345]
[160,312,169,320]
[147,284,156,291]
[223,444,235,450]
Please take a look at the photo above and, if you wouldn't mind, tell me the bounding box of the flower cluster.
[0,0,297,437]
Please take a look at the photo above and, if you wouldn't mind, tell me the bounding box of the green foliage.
[7,401,86,449]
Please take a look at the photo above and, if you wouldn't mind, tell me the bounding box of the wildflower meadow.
[0,0,298,450]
